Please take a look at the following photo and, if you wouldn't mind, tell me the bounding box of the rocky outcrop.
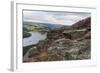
[47,38,91,60]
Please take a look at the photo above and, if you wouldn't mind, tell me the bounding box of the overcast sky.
[23,10,90,25]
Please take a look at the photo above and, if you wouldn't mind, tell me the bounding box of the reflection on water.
[23,32,46,47]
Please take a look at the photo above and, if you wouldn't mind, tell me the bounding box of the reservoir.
[23,32,46,47]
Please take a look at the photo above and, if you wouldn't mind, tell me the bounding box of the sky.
[23,10,91,25]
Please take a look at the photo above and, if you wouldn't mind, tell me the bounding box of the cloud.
[23,10,90,25]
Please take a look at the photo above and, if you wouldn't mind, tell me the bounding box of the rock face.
[23,17,91,62]
[47,38,90,60]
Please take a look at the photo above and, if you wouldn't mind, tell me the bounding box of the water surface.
[23,32,46,47]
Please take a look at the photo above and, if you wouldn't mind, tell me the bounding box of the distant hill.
[23,22,64,30]
[72,17,91,29]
